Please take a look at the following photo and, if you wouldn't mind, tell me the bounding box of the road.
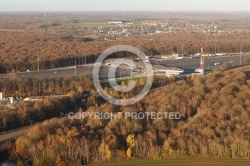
[0,55,249,80]
[0,64,131,80]
[0,127,30,143]
[157,55,250,72]
[0,65,93,79]
[0,117,68,148]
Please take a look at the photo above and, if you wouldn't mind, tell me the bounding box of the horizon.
[1,10,250,12]
[1,0,250,12]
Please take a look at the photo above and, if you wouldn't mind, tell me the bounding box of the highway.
[0,64,131,80]
[157,55,250,72]
[0,55,249,153]
[0,65,93,79]
[0,55,249,80]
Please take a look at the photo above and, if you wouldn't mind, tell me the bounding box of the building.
[108,21,123,24]
[0,92,4,100]
[104,58,137,69]
[8,97,14,104]
[172,54,184,59]
[153,65,184,77]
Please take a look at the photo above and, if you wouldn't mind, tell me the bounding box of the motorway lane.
[0,65,132,80]
[0,65,93,79]
[157,55,250,71]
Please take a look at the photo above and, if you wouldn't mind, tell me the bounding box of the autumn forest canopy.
[11,68,250,165]
[0,12,250,165]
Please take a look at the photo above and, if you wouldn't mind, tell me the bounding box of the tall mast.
[38,52,40,71]
[215,44,217,55]
[182,44,184,55]
[240,43,242,66]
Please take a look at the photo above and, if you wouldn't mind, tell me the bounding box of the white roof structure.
[105,58,138,69]
[153,65,184,77]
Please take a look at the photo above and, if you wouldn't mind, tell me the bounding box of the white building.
[172,54,184,59]
[104,58,137,69]
[0,92,4,100]
[8,97,14,104]
[153,65,184,77]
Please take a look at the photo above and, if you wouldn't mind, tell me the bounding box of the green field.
[62,22,117,28]
[96,159,250,166]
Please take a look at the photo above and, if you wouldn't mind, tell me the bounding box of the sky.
[0,0,250,12]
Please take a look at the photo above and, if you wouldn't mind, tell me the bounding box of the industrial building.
[153,65,184,77]
[0,92,24,105]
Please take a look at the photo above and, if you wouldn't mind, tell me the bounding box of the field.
[99,159,250,166]
[62,22,117,27]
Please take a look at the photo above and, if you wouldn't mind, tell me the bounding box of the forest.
[8,67,249,165]
[0,73,93,97]
[0,73,175,133]
[0,14,250,165]
[0,74,94,132]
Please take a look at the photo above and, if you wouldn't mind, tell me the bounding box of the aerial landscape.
[0,0,249,166]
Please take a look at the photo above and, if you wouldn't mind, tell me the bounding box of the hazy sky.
[0,0,250,11]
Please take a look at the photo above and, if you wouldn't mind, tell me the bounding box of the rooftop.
[153,65,184,71]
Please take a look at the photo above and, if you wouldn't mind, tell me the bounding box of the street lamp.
[30,120,34,126]
[130,57,133,78]
[85,52,87,65]
[60,112,64,118]
[38,53,40,72]
[75,61,77,79]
